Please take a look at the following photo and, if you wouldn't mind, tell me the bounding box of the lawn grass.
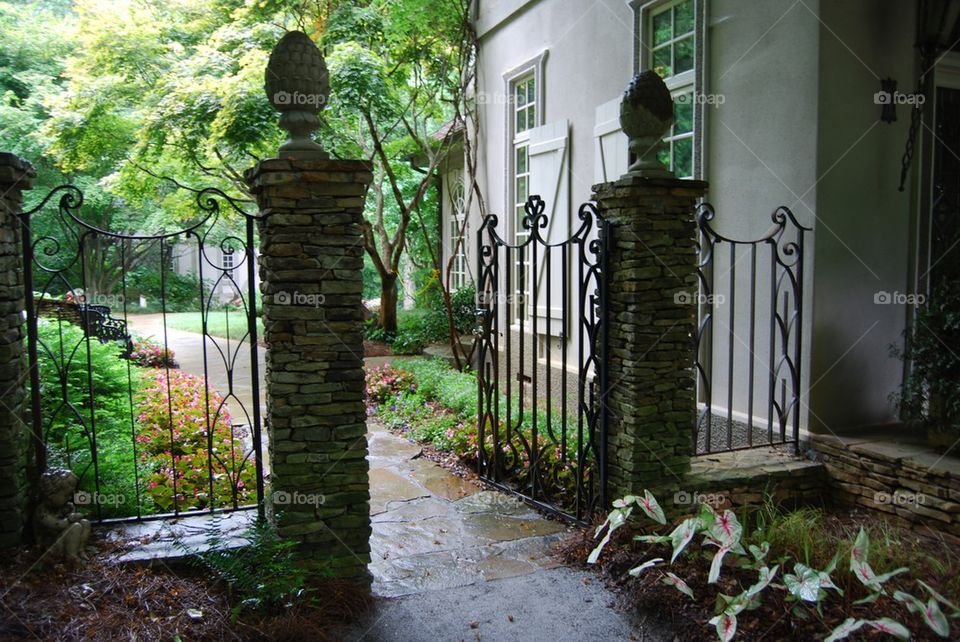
[163,311,265,341]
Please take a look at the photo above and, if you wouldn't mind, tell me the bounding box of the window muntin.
[650,0,695,79]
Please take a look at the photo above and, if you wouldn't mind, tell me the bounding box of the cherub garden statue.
[33,468,92,564]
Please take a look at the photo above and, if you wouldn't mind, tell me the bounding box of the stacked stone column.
[0,153,34,548]
[245,158,373,580]
[593,175,707,500]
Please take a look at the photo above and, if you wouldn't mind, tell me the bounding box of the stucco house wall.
[448,0,926,438]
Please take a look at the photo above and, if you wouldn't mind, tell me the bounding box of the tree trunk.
[380,274,399,334]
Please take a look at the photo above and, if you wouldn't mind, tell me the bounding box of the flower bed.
[578,492,960,641]
[135,370,256,512]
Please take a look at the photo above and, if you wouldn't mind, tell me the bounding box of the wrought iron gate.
[475,195,607,523]
[21,185,265,523]
[694,204,810,454]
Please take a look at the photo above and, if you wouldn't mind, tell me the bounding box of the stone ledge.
[810,433,960,538]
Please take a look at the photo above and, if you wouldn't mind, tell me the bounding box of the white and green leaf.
[628,557,664,577]
[784,563,821,602]
[865,618,910,640]
[708,544,732,584]
[637,489,667,525]
[825,617,867,642]
[661,572,694,600]
[709,613,737,642]
[669,517,701,563]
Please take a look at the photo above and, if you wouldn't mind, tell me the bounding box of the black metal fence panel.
[475,195,607,524]
[20,185,265,523]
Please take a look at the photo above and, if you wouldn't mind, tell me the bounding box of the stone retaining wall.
[812,434,960,538]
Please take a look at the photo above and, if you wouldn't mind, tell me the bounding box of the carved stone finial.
[33,468,91,565]
[620,71,675,178]
[265,31,330,160]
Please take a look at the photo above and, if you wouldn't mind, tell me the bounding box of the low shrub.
[892,279,960,449]
[135,369,257,512]
[175,517,317,619]
[365,280,478,355]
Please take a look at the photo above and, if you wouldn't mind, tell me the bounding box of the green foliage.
[35,319,141,518]
[366,358,584,504]
[590,492,960,641]
[128,266,201,313]
[893,280,960,443]
[174,517,317,619]
[371,281,477,354]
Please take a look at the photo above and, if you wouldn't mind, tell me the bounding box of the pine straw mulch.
[556,509,959,641]
[0,542,371,642]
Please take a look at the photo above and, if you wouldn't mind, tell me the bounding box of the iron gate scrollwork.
[475,195,607,524]
[694,204,810,454]
[21,184,265,523]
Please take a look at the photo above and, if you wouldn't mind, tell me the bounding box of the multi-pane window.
[448,179,468,290]
[222,249,235,273]
[512,74,536,322]
[659,91,694,179]
[648,0,696,179]
[650,0,694,79]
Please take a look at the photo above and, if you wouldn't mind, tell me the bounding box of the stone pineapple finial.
[265,31,330,159]
[620,71,675,178]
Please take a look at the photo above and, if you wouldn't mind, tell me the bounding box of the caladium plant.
[589,492,948,641]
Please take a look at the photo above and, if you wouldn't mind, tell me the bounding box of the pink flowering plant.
[128,339,179,368]
[135,370,256,512]
[365,364,417,407]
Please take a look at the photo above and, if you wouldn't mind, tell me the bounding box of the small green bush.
[175,517,320,619]
[893,279,960,445]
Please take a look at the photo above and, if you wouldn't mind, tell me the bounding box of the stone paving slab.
[366,422,569,597]
[102,509,257,565]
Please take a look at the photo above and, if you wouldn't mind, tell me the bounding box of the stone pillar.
[0,153,34,548]
[245,158,373,580]
[593,175,707,500]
